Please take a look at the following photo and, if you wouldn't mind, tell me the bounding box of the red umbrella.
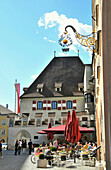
[43,125,94,133]
[47,123,53,140]
[37,131,47,134]
[64,111,70,140]
[68,110,81,163]
[68,110,81,144]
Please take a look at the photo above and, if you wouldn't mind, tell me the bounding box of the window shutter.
[43,100,47,110]
[73,100,77,110]
[32,101,36,110]
[62,100,66,110]
[47,100,51,110]
[58,100,61,110]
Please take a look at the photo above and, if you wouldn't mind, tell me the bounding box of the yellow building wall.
[0,116,8,143]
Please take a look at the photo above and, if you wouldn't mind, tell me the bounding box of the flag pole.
[74,136,76,163]
[14,79,17,113]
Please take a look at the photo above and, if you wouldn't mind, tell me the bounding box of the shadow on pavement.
[66,165,77,168]
[0,150,30,170]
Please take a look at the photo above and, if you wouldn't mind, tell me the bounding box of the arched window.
[37,101,43,109]
[67,101,72,109]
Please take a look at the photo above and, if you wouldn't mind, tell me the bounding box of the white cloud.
[38,11,92,52]
[38,18,44,27]
[48,39,56,43]
[31,74,39,80]
[43,36,56,43]
[44,37,47,40]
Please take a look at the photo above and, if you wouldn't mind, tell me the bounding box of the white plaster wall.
[84,65,92,92]
[21,96,85,120]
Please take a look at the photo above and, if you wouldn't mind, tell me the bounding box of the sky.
[0,0,92,112]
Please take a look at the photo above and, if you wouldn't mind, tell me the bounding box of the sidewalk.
[0,150,103,170]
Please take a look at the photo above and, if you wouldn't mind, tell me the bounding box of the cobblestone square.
[0,150,101,170]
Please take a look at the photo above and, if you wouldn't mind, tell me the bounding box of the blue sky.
[0,0,92,111]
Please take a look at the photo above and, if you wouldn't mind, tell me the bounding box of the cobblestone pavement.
[0,150,101,170]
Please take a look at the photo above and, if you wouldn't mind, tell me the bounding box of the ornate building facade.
[8,56,95,149]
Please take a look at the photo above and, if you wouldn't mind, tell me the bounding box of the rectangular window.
[1,129,6,135]
[85,93,94,103]
[97,31,101,55]
[1,120,6,126]
[96,4,99,27]
[67,101,72,109]
[34,136,38,139]
[37,102,43,109]
[52,101,57,109]
[87,94,91,102]
[82,117,88,121]
[9,119,14,127]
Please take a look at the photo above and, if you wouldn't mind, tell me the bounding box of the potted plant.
[37,153,47,168]
[50,147,57,152]
[39,153,44,159]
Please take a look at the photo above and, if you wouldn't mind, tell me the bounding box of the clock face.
[58,33,73,47]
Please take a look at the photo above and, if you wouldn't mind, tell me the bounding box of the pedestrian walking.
[14,140,19,155]
[0,140,3,158]
[22,140,27,154]
[18,139,22,155]
[28,139,33,155]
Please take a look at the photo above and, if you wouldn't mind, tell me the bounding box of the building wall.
[92,0,106,165]
[21,96,85,120]
[7,95,95,149]
[84,65,92,92]
[0,116,8,143]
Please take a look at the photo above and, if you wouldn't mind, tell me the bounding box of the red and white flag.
[15,83,20,114]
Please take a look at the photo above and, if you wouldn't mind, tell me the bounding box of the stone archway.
[16,130,31,142]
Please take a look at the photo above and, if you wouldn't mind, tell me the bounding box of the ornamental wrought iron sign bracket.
[58,25,96,52]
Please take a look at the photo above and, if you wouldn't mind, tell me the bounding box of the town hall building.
[8,56,95,149]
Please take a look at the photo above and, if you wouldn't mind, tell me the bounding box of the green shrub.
[39,153,44,159]
[50,147,57,151]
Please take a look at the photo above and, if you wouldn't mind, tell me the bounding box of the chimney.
[23,87,28,92]
[54,51,56,57]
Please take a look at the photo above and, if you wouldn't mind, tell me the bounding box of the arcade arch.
[16,130,31,143]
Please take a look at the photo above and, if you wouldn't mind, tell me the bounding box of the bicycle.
[31,153,38,164]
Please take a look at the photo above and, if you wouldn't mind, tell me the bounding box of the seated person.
[49,142,52,147]
[84,142,88,150]
[88,142,93,151]
[76,142,81,151]
[44,147,53,165]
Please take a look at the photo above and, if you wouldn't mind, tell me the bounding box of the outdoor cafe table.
[51,151,67,167]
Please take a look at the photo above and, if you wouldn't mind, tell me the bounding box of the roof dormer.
[37,83,44,92]
[55,82,62,92]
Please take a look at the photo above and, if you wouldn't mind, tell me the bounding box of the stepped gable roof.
[21,56,85,98]
[0,105,15,114]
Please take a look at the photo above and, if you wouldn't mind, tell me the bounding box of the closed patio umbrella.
[47,123,53,141]
[64,111,70,141]
[68,110,81,163]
